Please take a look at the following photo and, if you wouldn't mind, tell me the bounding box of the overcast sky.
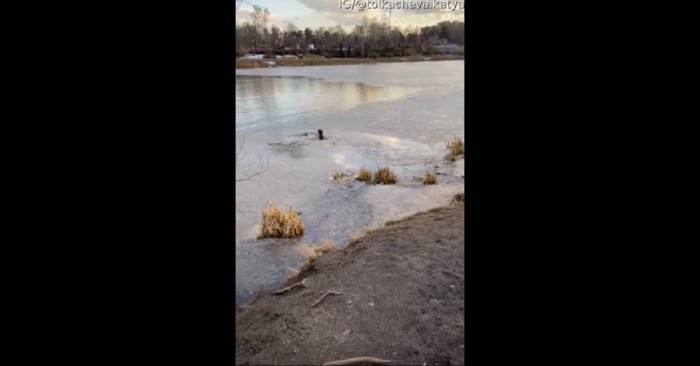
[235,0,465,31]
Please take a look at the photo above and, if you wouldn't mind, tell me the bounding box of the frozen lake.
[235,61,465,307]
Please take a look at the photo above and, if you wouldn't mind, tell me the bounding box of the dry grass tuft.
[332,169,353,182]
[235,59,263,69]
[297,246,316,261]
[446,137,465,162]
[373,167,397,184]
[357,167,373,182]
[283,267,301,282]
[316,240,339,254]
[451,192,465,205]
[348,231,364,244]
[348,226,381,244]
[258,202,304,239]
[423,171,437,185]
[298,240,339,263]
[332,170,345,180]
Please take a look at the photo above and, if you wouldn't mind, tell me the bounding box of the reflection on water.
[236,75,418,134]
[235,61,464,308]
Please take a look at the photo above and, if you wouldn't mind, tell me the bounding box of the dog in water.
[303,130,325,140]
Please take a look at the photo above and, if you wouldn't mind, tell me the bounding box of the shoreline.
[235,55,464,69]
[236,199,465,365]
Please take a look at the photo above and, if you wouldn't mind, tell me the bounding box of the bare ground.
[235,203,465,365]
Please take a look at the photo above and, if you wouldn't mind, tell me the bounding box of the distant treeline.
[236,6,464,58]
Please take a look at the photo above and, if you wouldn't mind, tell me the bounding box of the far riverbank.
[235,54,464,69]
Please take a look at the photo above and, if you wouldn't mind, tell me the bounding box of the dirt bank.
[235,203,465,365]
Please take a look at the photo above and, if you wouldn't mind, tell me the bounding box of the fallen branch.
[272,278,308,295]
[322,357,393,365]
[311,289,342,307]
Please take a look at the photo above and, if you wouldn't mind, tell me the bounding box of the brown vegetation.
[332,170,353,182]
[283,267,301,282]
[357,167,373,182]
[297,240,339,264]
[235,59,263,69]
[258,202,304,239]
[373,167,397,184]
[423,171,437,184]
[446,137,464,162]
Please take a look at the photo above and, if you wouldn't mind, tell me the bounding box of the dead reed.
[373,167,397,184]
[298,240,339,263]
[423,171,437,184]
[445,137,464,162]
[357,167,373,182]
[258,201,304,239]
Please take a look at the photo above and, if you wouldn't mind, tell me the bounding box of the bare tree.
[236,16,464,59]
[250,5,270,55]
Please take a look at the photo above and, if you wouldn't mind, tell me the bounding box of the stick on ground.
[271,278,308,295]
[311,289,342,307]
[322,357,393,365]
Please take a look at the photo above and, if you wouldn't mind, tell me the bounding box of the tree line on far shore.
[236,6,464,58]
